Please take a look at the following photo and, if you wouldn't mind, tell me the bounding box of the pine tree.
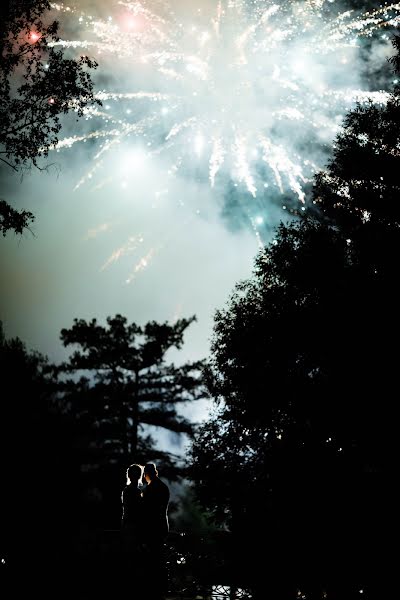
[59,314,206,477]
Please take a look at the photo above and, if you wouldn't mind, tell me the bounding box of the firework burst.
[53,1,399,211]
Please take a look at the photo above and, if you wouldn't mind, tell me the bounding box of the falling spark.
[209,137,225,187]
[126,246,158,284]
[101,234,144,270]
[84,222,111,240]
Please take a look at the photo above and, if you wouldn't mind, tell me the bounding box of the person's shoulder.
[159,477,170,493]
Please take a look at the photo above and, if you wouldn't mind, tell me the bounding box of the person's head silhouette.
[143,462,158,484]
[126,463,143,486]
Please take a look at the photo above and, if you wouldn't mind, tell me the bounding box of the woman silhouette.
[121,463,144,568]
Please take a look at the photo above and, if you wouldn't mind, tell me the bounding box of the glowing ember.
[29,31,41,43]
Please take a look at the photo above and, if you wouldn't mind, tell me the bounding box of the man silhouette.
[142,462,170,597]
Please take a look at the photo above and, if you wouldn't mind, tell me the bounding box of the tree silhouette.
[59,314,206,480]
[0,322,77,597]
[188,33,400,600]
[0,0,100,233]
[0,199,34,236]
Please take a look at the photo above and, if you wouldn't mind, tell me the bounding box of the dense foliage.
[0,0,100,233]
[188,34,400,600]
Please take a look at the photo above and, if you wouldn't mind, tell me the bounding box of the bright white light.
[120,149,147,174]
[194,133,205,156]
[54,0,400,207]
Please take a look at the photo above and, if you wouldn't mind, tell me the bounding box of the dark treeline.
[187,34,400,600]
[0,316,207,598]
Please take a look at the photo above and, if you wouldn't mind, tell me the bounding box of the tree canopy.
[59,314,206,485]
[0,322,77,590]
[188,33,400,600]
[0,0,100,233]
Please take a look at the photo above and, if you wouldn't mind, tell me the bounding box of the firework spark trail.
[101,234,144,270]
[234,134,257,198]
[328,90,391,106]
[126,246,158,284]
[319,3,400,43]
[52,1,400,205]
[84,222,111,240]
[95,92,172,101]
[122,212,200,283]
[209,137,225,188]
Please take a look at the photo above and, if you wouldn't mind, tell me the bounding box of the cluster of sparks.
[51,0,400,279]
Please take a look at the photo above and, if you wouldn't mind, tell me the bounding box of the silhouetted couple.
[121,462,170,598]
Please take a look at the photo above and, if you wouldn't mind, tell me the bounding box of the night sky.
[1,0,398,425]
